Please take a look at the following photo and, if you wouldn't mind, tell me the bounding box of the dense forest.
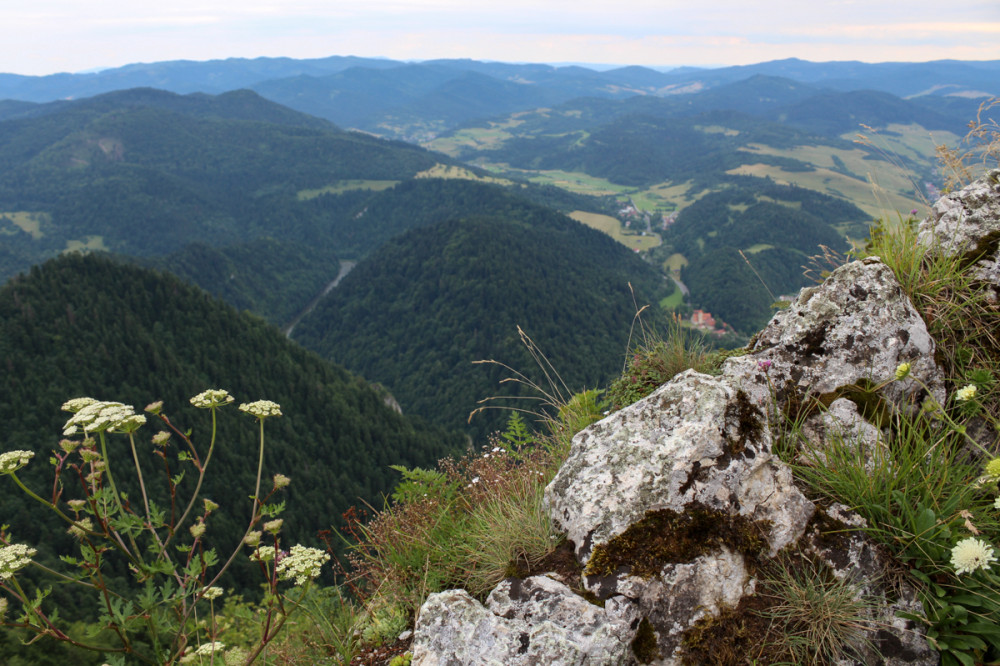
[0,88,441,282]
[293,205,674,438]
[0,254,465,603]
[655,179,864,333]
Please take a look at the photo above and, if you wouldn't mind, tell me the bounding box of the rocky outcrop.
[410,174,1000,666]
[411,576,635,665]
[917,168,1000,256]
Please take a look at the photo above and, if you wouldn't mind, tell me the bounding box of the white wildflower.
[202,586,224,600]
[67,517,93,539]
[0,450,34,474]
[61,397,97,413]
[239,400,282,418]
[275,544,330,586]
[955,385,977,402]
[0,543,36,579]
[950,537,997,575]
[190,389,234,409]
[63,400,142,436]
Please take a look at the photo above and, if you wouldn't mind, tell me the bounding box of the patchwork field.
[569,211,662,252]
[725,161,925,220]
[414,164,513,185]
[64,235,107,252]
[0,211,49,239]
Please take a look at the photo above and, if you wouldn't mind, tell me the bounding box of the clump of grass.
[606,312,725,411]
[755,555,876,665]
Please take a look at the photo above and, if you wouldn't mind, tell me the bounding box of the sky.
[2,1,999,76]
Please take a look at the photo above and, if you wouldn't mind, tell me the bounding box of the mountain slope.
[0,253,465,579]
[293,204,674,437]
[0,87,442,283]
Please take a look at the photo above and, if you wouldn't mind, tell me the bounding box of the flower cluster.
[0,450,34,474]
[275,544,330,586]
[950,537,997,575]
[180,642,226,663]
[201,586,224,600]
[894,362,911,380]
[985,458,1000,482]
[239,400,282,419]
[0,543,37,580]
[955,384,978,402]
[189,389,234,409]
[62,400,146,436]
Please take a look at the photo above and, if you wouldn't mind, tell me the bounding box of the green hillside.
[656,180,863,333]
[293,205,674,438]
[0,88,442,283]
[0,254,465,597]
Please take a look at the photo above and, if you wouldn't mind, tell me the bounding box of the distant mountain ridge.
[1,56,996,141]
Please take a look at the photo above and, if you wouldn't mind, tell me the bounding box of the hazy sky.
[3,1,999,76]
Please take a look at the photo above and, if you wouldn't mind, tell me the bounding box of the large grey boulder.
[723,256,945,418]
[411,575,634,665]
[545,370,814,564]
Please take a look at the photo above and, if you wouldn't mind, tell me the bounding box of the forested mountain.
[655,180,864,333]
[0,87,441,285]
[0,253,465,596]
[293,200,674,438]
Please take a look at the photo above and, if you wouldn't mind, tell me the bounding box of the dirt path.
[283,260,357,338]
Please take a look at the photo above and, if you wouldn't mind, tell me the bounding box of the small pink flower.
[757,359,772,371]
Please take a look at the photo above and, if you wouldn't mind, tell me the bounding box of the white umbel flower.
[63,400,144,435]
[0,543,36,579]
[275,545,330,586]
[0,450,34,474]
[239,400,282,419]
[190,389,234,409]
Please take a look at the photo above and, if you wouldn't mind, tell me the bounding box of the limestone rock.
[723,256,944,418]
[917,168,1000,256]
[411,576,633,666]
[544,370,814,562]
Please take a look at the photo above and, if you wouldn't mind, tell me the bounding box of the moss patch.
[679,594,795,665]
[583,503,770,580]
[632,616,662,663]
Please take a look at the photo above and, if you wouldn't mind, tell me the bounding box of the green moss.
[583,504,770,580]
[959,228,1000,270]
[727,389,764,455]
[679,596,794,665]
[632,616,662,663]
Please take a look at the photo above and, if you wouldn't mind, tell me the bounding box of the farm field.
[569,211,662,252]
[0,211,48,239]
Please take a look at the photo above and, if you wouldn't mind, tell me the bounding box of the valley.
[0,52,997,665]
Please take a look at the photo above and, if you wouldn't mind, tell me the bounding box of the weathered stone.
[917,168,1000,256]
[411,576,633,666]
[723,256,945,417]
[797,398,885,471]
[544,370,814,563]
[797,504,939,666]
[594,546,754,663]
